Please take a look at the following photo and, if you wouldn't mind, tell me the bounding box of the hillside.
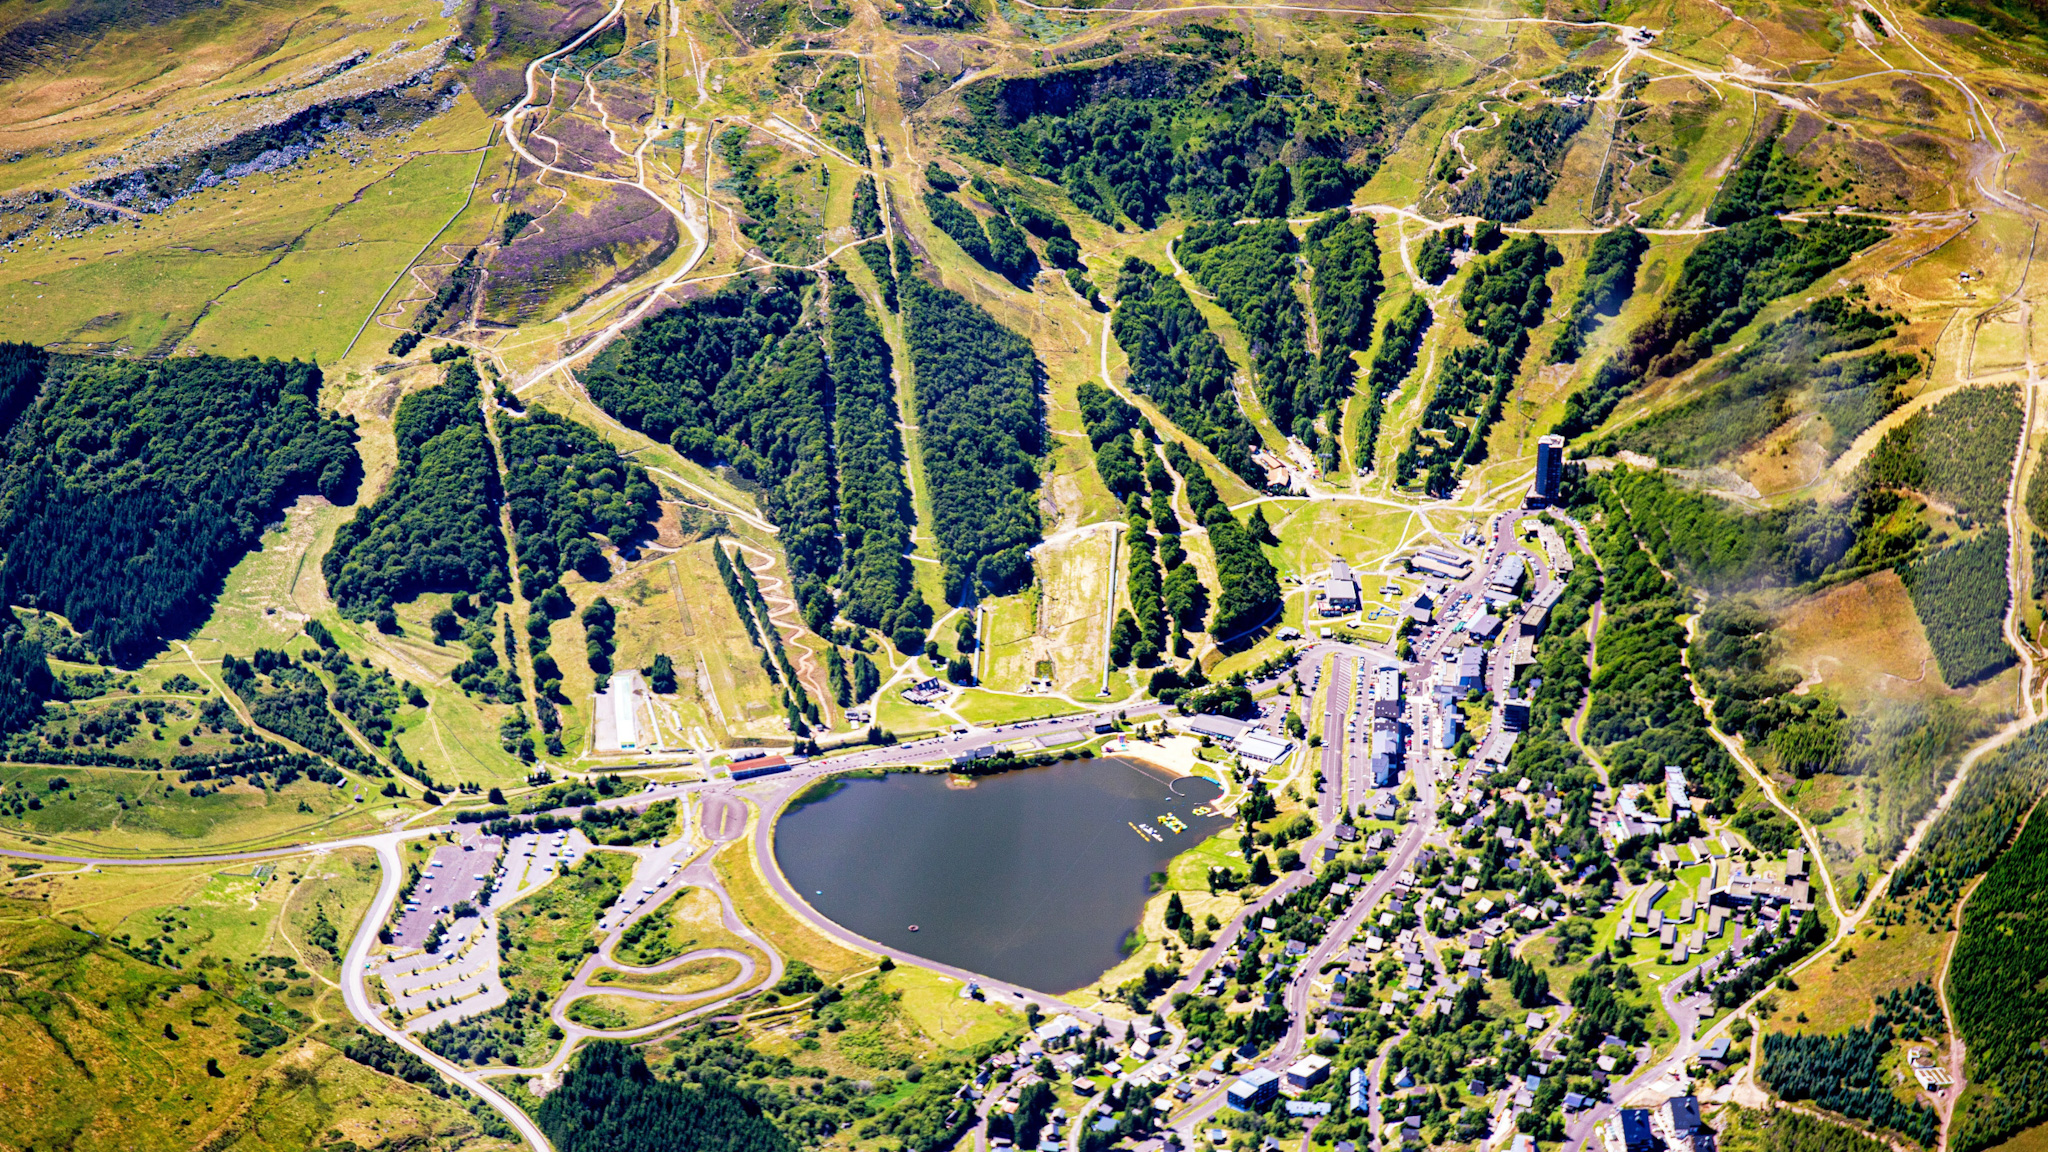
[0,0,2045,1147]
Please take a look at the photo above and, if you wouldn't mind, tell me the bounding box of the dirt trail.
[729,539,834,728]
[61,188,142,220]
[174,642,430,798]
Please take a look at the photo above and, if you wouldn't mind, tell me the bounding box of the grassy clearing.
[714,816,870,981]
[497,851,637,1003]
[0,842,499,1151]
[281,848,384,983]
[747,966,1023,1078]
[0,764,392,856]
[1770,911,1953,1036]
[1165,833,1241,892]
[0,0,479,359]
[950,690,1086,727]
[1267,499,1437,587]
[650,538,789,742]
[565,993,694,1030]
[184,497,356,657]
[183,144,488,364]
[594,954,744,995]
[873,694,947,742]
[983,529,1115,695]
[880,965,1024,1051]
[0,208,322,355]
[601,560,727,747]
[613,884,763,971]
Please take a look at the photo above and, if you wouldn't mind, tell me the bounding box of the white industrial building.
[610,671,638,750]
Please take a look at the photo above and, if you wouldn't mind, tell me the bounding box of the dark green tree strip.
[0,341,46,438]
[1178,219,1315,440]
[1126,531,1164,663]
[855,240,897,311]
[1549,226,1647,364]
[923,191,991,266]
[983,212,1034,282]
[901,275,1044,601]
[851,174,882,237]
[712,542,772,675]
[1890,722,2048,915]
[1707,116,1807,226]
[828,274,927,645]
[326,360,505,616]
[1355,295,1432,473]
[1077,382,1141,448]
[1109,259,1259,484]
[1076,382,1152,500]
[1162,441,1277,639]
[741,330,842,627]
[0,353,357,660]
[500,412,658,594]
[1303,210,1383,352]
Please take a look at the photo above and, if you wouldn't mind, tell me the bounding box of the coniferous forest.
[828,274,929,648]
[1949,805,2048,1152]
[0,352,358,659]
[901,273,1045,602]
[1110,258,1260,484]
[324,359,505,616]
[537,1041,799,1152]
[500,410,660,595]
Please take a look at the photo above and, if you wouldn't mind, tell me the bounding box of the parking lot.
[392,837,502,950]
[490,828,593,908]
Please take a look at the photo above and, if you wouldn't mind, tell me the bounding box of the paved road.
[342,833,556,1152]
[536,838,781,1051]
[0,598,1500,1152]
[1321,654,1353,830]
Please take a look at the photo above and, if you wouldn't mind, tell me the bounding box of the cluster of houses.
[1622,844,1813,971]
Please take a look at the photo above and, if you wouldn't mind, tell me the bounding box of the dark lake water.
[773,757,1229,994]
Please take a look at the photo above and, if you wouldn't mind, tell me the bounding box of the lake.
[772,757,1230,994]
